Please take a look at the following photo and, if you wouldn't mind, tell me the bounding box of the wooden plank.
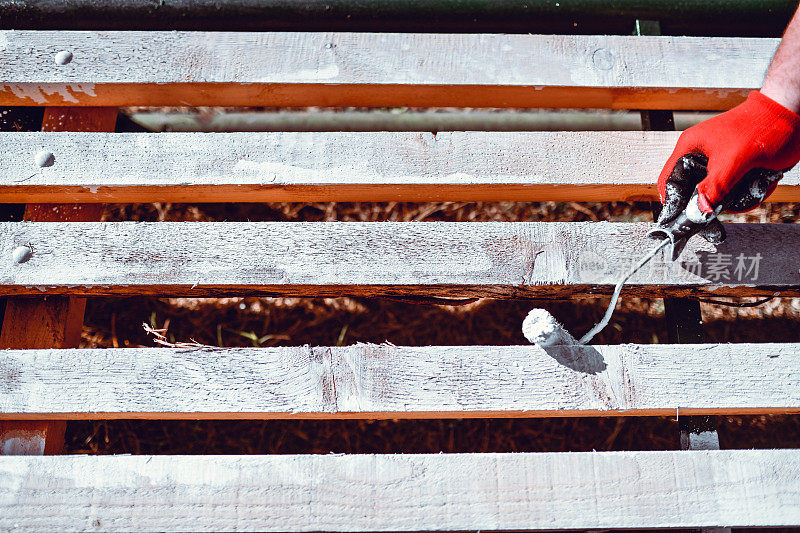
[0,107,116,457]
[0,421,66,454]
[2,343,800,419]
[0,32,777,108]
[3,130,800,203]
[0,221,795,298]
[2,450,800,530]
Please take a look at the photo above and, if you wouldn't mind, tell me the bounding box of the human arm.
[762,7,800,113]
[656,5,800,241]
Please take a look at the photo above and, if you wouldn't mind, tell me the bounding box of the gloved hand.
[656,90,800,243]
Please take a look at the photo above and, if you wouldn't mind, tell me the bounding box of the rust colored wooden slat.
[0,107,116,457]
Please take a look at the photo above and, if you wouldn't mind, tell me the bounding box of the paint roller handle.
[655,91,800,243]
[651,152,785,251]
[648,189,718,241]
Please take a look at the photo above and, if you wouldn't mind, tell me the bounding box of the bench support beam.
[0,106,117,456]
[637,19,729,533]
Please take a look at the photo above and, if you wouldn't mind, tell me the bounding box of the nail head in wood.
[34,150,54,168]
[54,50,73,65]
[592,48,615,70]
[12,245,32,264]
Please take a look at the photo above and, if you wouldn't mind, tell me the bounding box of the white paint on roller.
[11,245,32,264]
[34,150,54,168]
[522,309,578,346]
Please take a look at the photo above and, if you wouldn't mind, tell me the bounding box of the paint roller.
[523,188,714,346]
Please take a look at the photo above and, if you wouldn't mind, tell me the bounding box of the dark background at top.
[0,0,797,35]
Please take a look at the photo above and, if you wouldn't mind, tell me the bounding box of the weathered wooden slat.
[3,131,800,203]
[2,343,800,419]
[3,450,800,530]
[0,221,795,297]
[0,32,776,108]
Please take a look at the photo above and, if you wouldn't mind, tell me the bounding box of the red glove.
[658,90,800,215]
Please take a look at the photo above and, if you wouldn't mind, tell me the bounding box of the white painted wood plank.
[0,221,795,297]
[0,32,773,87]
[1,344,800,418]
[2,450,799,530]
[2,131,799,203]
[0,32,775,107]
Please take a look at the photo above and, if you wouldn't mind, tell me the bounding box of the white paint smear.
[233,160,493,185]
[1,435,45,455]
[284,64,340,82]
[3,84,96,104]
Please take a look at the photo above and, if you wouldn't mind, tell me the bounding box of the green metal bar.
[125,110,715,133]
[0,0,795,35]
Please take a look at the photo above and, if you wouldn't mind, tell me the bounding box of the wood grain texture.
[0,107,116,457]
[2,343,800,419]
[0,32,776,108]
[0,297,86,350]
[0,221,796,298]
[2,450,800,530]
[3,130,800,203]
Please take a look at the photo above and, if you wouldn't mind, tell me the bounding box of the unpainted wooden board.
[0,32,776,108]
[3,131,800,203]
[2,343,800,419]
[0,106,116,457]
[0,221,795,297]
[2,450,800,530]
[0,421,64,455]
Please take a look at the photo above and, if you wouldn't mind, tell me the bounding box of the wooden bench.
[2,25,800,530]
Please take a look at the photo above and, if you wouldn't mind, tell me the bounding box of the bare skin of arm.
[656,6,800,225]
[761,4,800,112]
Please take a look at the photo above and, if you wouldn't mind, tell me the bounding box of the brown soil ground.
[62,200,800,456]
